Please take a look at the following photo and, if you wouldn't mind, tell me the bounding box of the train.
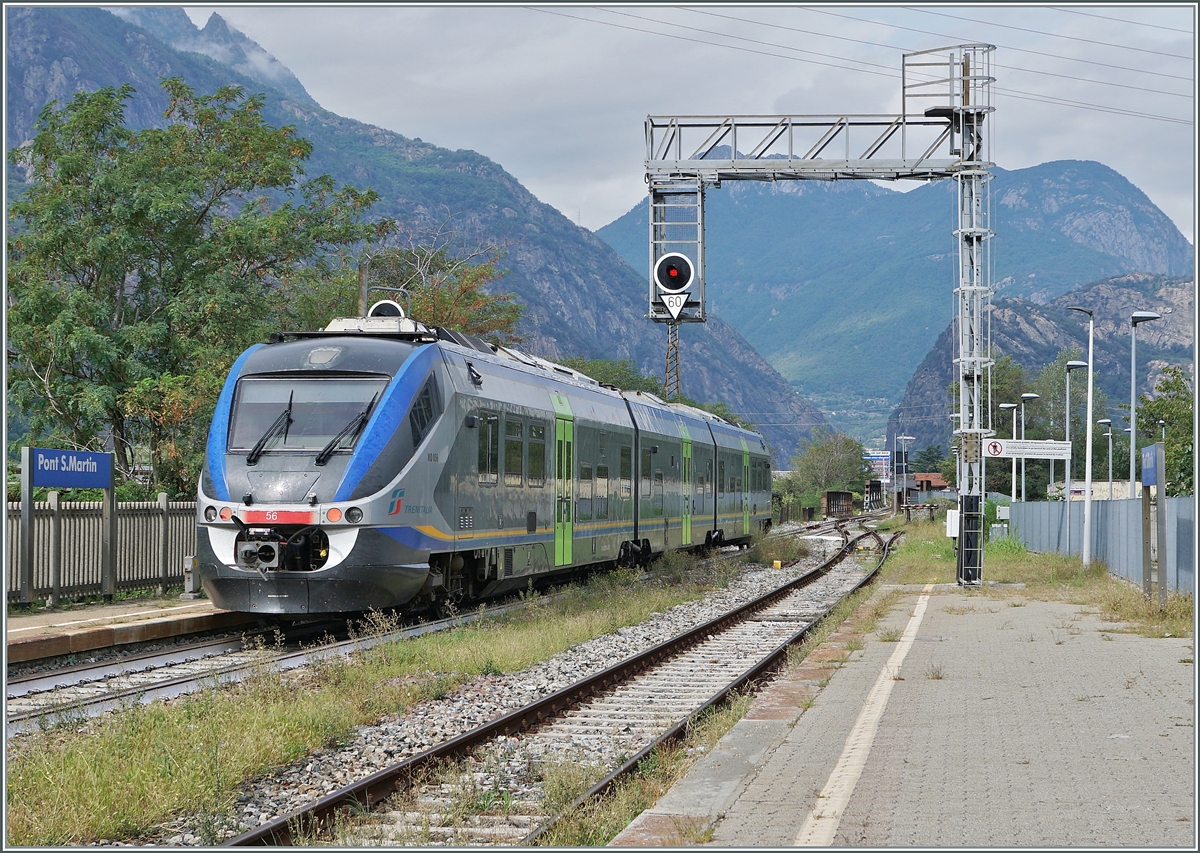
[195,302,773,615]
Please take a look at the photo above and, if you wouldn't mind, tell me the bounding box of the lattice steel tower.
[644,44,995,583]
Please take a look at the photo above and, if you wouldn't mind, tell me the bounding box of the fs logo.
[387,488,405,516]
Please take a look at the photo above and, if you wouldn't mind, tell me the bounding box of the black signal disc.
[654,253,694,293]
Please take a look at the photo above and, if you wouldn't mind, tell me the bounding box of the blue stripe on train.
[206,345,265,501]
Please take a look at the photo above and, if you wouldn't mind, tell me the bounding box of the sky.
[167,4,1192,244]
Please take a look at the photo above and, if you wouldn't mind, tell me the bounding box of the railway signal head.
[654,253,694,294]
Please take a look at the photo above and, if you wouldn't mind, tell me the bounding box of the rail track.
[5,603,529,738]
[7,512,882,739]
[226,525,900,846]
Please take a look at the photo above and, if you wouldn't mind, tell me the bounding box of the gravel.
[125,538,861,845]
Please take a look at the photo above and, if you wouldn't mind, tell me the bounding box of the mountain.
[597,162,1193,445]
[5,6,827,462]
[885,273,1195,453]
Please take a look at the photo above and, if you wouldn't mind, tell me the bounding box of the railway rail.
[6,602,527,738]
[226,526,899,846]
[7,511,881,739]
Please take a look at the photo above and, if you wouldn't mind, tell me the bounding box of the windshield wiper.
[246,391,294,466]
[314,393,378,467]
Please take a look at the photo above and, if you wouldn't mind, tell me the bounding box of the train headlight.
[326,507,343,523]
[204,506,217,522]
[219,506,233,521]
[346,507,363,524]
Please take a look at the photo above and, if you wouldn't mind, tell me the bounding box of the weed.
[877,628,902,642]
[925,662,946,680]
[844,637,864,653]
[943,605,976,615]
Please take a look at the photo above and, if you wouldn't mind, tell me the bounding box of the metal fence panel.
[6,499,198,602]
[1165,497,1194,595]
[1011,498,1192,594]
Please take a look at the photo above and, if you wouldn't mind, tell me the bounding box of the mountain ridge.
[6,5,827,462]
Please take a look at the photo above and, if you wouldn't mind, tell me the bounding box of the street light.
[1159,419,1166,442]
[999,403,1018,504]
[1067,305,1095,566]
[894,434,915,511]
[1020,393,1040,501]
[1129,311,1162,487]
[1097,419,1112,500]
[1064,360,1088,554]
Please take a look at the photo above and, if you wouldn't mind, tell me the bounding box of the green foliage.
[6,79,385,497]
[790,427,870,494]
[913,444,945,472]
[559,358,662,393]
[1138,365,1193,496]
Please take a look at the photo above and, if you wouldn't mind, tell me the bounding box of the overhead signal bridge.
[645,44,994,583]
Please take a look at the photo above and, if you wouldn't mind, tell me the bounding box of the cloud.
[181,5,1195,240]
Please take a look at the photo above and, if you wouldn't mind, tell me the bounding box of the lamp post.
[1067,306,1095,566]
[1124,427,1133,499]
[1129,311,1162,487]
[1159,419,1166,442]
[1097,419,1112,500]
[1020,393,1040,501]
[895,434,915,510]
[1064,360,1088,554]
[1000,403,1018,504]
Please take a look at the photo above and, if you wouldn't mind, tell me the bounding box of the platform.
[612,583,1195,847]
[5,597,256,663]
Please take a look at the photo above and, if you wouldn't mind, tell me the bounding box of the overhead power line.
[799,6,1195,82]
[530,7,1191,125]
[1048,6,1195,34]
[900,5,1194,60]
[683,8,1191,100]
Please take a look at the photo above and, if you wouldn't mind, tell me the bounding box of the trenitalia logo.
[387,488,405,515]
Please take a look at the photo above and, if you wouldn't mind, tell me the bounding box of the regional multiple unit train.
[196,304,772,615]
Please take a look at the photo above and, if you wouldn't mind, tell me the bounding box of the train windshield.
[228,376,390,453]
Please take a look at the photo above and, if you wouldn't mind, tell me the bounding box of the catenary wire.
[527,7,1190,125]
[899,5,1194,60]
[799,6,1194,82]
[1047,6,1195,35]
[682,8,1191,99]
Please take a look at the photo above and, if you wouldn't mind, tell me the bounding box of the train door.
[742,439,750,536]
[681,434,693,546]
[555,417,574,566]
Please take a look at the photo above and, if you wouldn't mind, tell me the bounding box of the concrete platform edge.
[7,610,257,663]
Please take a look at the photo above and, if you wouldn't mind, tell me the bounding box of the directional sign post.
[20,447,116,606]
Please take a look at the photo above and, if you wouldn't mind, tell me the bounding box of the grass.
[877,519,1192,639]
[533,694,753,846]
[5,559,725,847]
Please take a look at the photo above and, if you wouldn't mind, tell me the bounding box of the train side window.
[718,459,725,497]
[478,412,499,485]
[641,448,653,498]
[706,460,714,497]
[619,446,632,498]
[408,375,441,448]
[652,470,664,515]
[527,422,546,487]
[595,464,609,519]
[578,463,593,520]
[504,418,523,487]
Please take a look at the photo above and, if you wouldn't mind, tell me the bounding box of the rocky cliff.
[887,273,1195,452]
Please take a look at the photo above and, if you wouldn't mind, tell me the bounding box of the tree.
[791,428,870,494]
[7,80,385,495]
[1137,365,1193,496]
[914,444,945,472]
[558,358,662,393]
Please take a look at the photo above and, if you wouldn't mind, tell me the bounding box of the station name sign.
[30,447,113,489]
[983,439,1071,460]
